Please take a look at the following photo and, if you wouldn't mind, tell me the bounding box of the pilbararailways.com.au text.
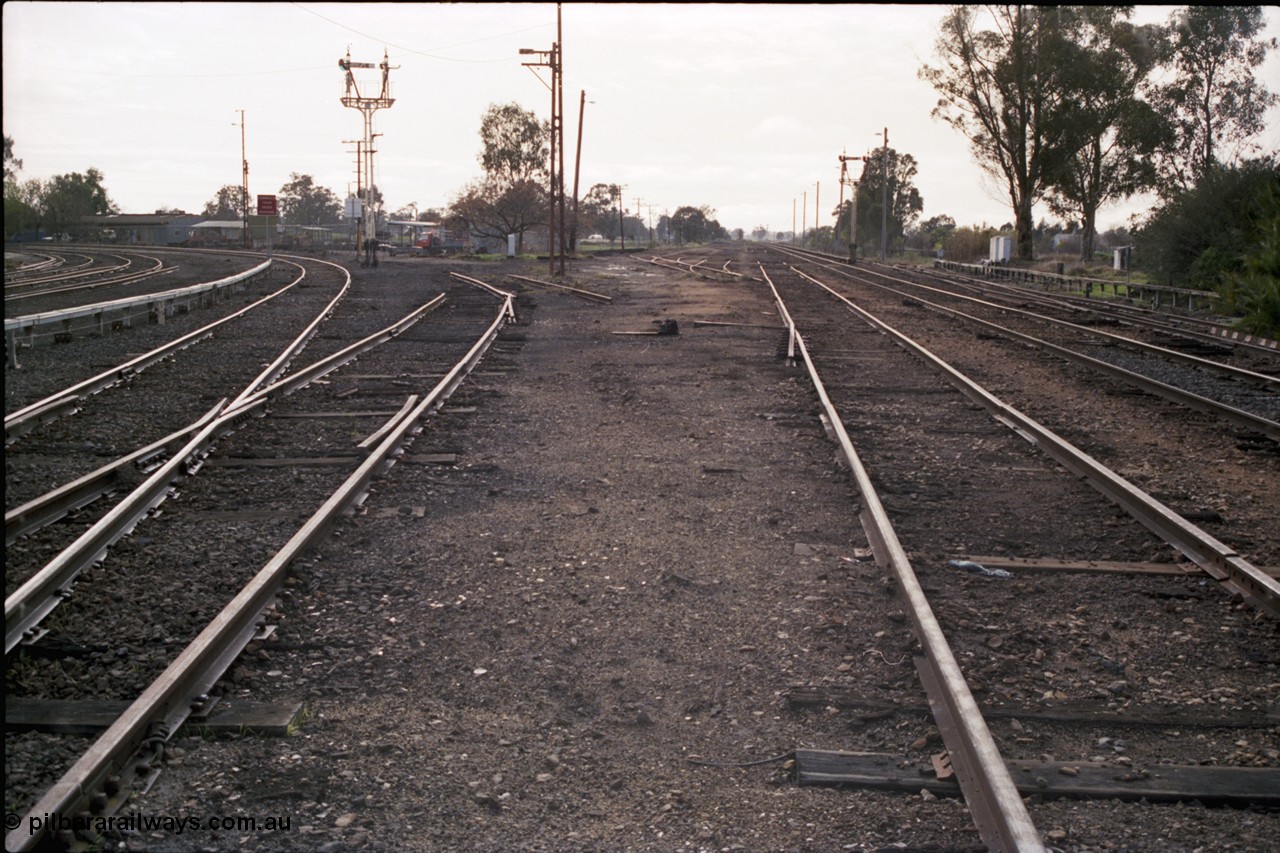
[13,811,292,837]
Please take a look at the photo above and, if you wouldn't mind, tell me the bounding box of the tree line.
[4,99,727,253]
[922,7,1275,258]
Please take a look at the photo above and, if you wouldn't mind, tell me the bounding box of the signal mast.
[339,48,396,266]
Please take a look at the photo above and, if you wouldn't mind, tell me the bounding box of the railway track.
[5,261,516,851]
[2,247,175,307]
[754,245,1278,849]
[775,247,1280,433]
[5,245,1276,851]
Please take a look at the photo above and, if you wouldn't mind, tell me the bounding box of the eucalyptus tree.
[1044,7,1163,261]
[838,146,923,257]
[921,5,1079,261]
[1148,6,1278,193]
[42,169,117,237]
[202,184,246,220]
[450,103,549,251]
[277,173,342,226]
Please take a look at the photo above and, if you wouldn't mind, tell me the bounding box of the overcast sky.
[5,3,1279,235]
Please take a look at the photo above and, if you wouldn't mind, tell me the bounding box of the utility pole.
[557,7,566,272]
[802,190,807,247]
[339,48,396,268]
[615,185,627,252]
[881,127,889,261]
[792,199,796,244]
[521,3,565,275]
[814,182,819,249]
[570,89,586,254]
[236,110,249,249]
[344,139,364,260]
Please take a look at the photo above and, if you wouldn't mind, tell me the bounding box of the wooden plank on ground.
[6,699,302,736]
[271,411,404,419]
[786,687,1278,728]
[204,456,359,468]
[794,748,1280,806]
[966,555,1280,578]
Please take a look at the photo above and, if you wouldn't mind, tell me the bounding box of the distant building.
[83,213,203,246]
[188,220,245,246]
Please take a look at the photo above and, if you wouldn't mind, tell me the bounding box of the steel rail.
[5,260,300,445]
[780,245,1277,357]
[776,245,1278,392]
[506,273,613,303]
[790,265,1280,616]
[759,264,1045,853]
[6,292,515,853]
[924,260,1279,357]
[225,256,350,410]
[3,255,168,303]
[777,259,1278,441]
[5,292,444,549]
[646,255,742,279]
[3,253,134,293]
[4,251,88,281]
[5,399,244,654]
[447,271,519,319]
[226,293,447,416]
[6,417,215,546]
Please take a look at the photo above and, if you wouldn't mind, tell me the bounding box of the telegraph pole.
[880,127,889,261]
[802,190,807,247]
[556,6,566,273]
[520,4,565,275]
[570,89,585,254]
[237,110,249,249]
[339,48,396,268]
[814,182,819,249]
[344,139,364,260]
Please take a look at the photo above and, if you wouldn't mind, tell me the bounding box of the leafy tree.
[3,137,38,238]
[669,205,726,244]
[3,135,21,181]
[1045,8,1163,260]
[1133,155,1278,289]
[1148,6,1278,193]
[1221,180,1280,337]
[479,103,549,188]
[450,177,544,251]
[751,225,770,242]
[907,214,957,253]
[278,173,341,226]
[4,178,42,239]
[579,183,622,242]
[450,103,550,251]
[42,168,117,237]
[836,147,923,257]
[202,184,246,220]
[921,5,1079,260]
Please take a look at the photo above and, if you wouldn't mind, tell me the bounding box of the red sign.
[257,194,278,216]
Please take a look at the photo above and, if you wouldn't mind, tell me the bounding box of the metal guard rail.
[4,259,273,340]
